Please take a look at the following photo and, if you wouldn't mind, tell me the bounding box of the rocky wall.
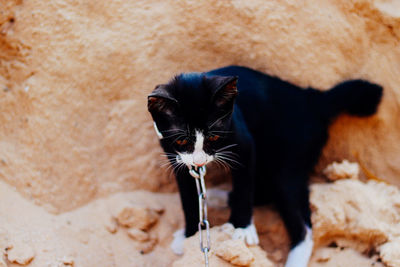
[0,0,399,214]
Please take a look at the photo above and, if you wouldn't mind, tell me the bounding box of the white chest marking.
[194,131,204,151]
[285,226,313,267]
[153,122,163,139]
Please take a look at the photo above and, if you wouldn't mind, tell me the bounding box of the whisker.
[209,130,233,134]
[216,144,238,152]
[208,112,232,130]
[161,128,185,133]
[215,158,229,171]
[215,157,232,171]
[166,163,178,173]
[160,160,173,168]
[162,132,185,139]
[177,162,187,173]
[217,151,240,159]
[161,152,178,157]
[213,158,223,171]
[216,154,243,167]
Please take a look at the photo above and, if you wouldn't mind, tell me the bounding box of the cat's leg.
[285,183,313,267]
[285,226,313,267]
[227,144,259,245]
[273,169,313,267]
[171,169,199,255]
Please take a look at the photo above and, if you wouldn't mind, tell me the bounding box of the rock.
[0,228,10,251]
[0,257,7,267]
[127,228,150,242]
[247,247,274,267]
[149,203,165,214]
[215,239,254,266]
[139,238,158,255]
[311,179,400,266]
[269,250,283,262]
[313,247,333,262]
[104,217,118,234]
[323,160,360,181]
[0,0,399,215]
[380,238,400,267]
[173,225,273,267]
[309,247,385,267]
[60,256,74,266]
[116,205,159,230]
[5,243,35,265]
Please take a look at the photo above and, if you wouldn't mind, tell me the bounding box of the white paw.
[171,228,185,255]
[221,222,259,246]
[285,226,313,267]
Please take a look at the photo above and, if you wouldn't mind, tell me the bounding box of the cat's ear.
[148,84,178,115]
[209,76,238,107]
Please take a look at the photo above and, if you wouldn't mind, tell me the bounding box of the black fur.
[148,65,383,248]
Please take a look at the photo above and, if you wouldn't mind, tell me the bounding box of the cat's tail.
[323,80,383,119]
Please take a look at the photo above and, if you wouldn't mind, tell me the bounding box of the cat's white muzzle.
[193,151,207,166]
[177,153,214,168]
[176,130,214,168]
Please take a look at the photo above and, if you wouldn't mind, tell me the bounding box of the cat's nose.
[193,151,207,167]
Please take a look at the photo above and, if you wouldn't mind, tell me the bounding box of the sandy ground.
[0,173,398,266]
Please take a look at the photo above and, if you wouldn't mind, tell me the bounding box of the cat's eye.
[208,135,220,141]
[176,139,188,145]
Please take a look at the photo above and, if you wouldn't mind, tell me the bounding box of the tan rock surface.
[127,228,150,242]
[323,160,360,181]
[311,179,400,266]
[215,239,255,266]
[115,205,160,230]
[380,238,400,267]
[0,180,183,267]
[0,257,6,267]
[1,171,400,266]
[5,242,35,265]
[173,225,274,267]
[309,247,384,267]
[0,0,400,213]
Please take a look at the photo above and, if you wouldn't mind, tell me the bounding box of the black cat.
[147,65,382,266]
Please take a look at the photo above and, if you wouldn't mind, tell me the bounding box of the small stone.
[270,249,283,261]
[105,217,118,234]
[127,228,150,242]
[139,238,157,254]
[61,255,74,266]
[314,248,332,262]
[0,257,7,267]
[215,239,254,266]
[323,160,360,181]
[6,243,35,265]
[150,203,165,214]
[116,205,159,230]
[0,227,10,250]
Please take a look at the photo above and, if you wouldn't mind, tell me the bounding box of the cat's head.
[148,72,238,169]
